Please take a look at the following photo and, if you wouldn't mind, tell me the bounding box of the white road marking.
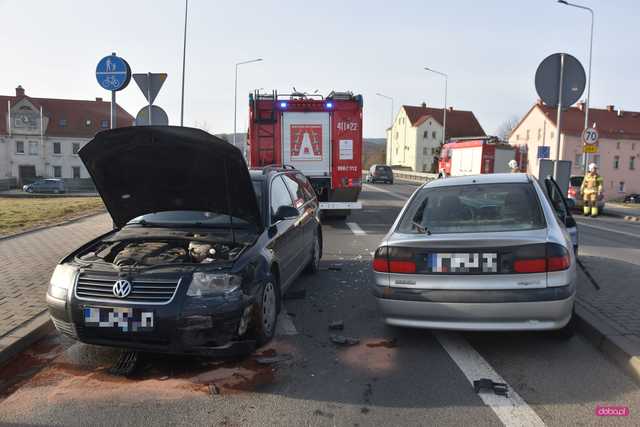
[576,221,640,238]
[275,310,298,336]
[363,183,410,201]
[435,332,545,427]
[346,222,366,235]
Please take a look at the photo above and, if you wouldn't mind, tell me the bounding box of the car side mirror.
[273,205,299,222]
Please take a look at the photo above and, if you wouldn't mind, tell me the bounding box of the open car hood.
[80,126,262,231]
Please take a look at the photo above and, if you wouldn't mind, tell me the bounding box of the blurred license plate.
[83,307,154,332]
[424,252,498,273]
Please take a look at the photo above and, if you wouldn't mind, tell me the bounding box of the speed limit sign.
[582,127,599,145]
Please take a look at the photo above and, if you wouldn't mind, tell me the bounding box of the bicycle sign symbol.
[96,54,131,92]
[101,76,121,89]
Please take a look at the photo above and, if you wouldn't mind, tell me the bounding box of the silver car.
[372,173,577,336]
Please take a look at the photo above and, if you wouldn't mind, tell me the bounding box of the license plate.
[83,307,155,332]
[423,252,498,273]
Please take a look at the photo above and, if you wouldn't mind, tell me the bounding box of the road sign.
[133,73,167,105]
[583,144,598,154]
[135,105,169,126]
[535,53,586,108]
[582,127,599,145]
[537,146,550,159]
[96,54,131,91]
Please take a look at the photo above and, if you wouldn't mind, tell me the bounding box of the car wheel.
[305,233,321,274]
[554,308,576,339]
[254,278,279,346]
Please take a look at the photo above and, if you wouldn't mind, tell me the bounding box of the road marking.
[435,332,545,427]
[346,222,366,235]
[276,310,298,336]
[363,183,410,201]
[576,221,640,238]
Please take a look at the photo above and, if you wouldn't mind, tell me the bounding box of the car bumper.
[47,291,257,357]
[373,285,575,331]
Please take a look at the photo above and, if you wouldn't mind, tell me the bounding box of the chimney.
[95,97,103,102]
[15,85,25,97]
[421,102,427,108]
[617,108,624,117]
[577,101,586,111]
[606,105,615,112]
[448,106,454,112]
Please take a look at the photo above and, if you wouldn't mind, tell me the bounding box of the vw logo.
[113,279,132,298]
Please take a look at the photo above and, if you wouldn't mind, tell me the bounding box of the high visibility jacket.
[581,172,603,196]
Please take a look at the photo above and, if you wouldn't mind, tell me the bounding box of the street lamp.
[557,0,594,172]
[180,0,188,126]
[376,93,394,165]
[424,67,448,146]
[375,93,394,128]
[234,58,263,148]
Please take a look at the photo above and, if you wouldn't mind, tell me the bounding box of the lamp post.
[180,0,188,126]
[233,58,263,148]
[557,0,594,172]
[376,93,394,165]
[424,67,448,146]
[375,93,394,128]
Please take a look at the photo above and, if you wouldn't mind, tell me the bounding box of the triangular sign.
[132,73,167,105]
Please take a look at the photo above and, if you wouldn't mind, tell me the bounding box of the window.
[516,134,520,141]
[432,131,437,139]
[59,119,67,127]
[526,129,530,140]
[282,173,306,207]
[423,164,428,172]
[616,141,621,149]
[432,147,438,155]
[423,130,428,139]
[619,182,625,193]
[270,176,293,221]
[550,131,554,139]
[72,166,81,179]
[592,154,600,166]
[53,166,62,178]
[574,153,582,166]
[614,155,620,169]
[631,156,636,170]
[29,141,38,155]
[423,147,428,156]
[85,119,92,127]
[16,141,24,154]
[72,143,80,154]
[537,128,542,141]
[100,119,109,129]
[294,173,316,202]
[633,143,636,150]
[53,142,61,154]
[394,131,399,140]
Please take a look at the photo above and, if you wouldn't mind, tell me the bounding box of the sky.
[1,0,638,138]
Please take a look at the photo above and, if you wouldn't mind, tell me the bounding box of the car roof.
[424,173,530,189]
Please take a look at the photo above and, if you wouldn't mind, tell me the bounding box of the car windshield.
[375,166,391,173]
[569,176,584,187]
[397,182,546,234]
[129,211,249,227]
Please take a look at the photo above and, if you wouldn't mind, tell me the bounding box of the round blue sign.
[96,54,131,91]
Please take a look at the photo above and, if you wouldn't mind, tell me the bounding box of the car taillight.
[513,243,570,273]
[373,247,416,274]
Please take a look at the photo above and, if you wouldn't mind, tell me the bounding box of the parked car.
[22,178,65,194]
[372,173,577,337]
[567,175,604,213]
[623,193,640,204]
[47,126,322,356]
[366,164,394,184]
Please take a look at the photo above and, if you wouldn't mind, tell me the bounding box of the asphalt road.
[1,182,638,426]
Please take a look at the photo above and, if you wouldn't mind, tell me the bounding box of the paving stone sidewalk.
[0,213,111,338]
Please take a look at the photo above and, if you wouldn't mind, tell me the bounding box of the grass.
[0,197,105,236]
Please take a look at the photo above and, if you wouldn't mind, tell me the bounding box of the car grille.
[75,273,181,304]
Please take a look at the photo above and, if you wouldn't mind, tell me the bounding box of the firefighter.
[580,163,604,217]
[508,159,520,173]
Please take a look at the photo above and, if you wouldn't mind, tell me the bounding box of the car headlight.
[48,264,78,300]
[187,273,242,297]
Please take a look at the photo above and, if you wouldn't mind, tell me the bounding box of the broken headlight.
[187,273,242,297]
[48,264,78,300]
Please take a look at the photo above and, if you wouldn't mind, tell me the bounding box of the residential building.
[1,85,134,185]
[386,103,486,171]
[508,101,640,199]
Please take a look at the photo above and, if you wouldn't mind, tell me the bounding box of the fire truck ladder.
[252,90,278,166]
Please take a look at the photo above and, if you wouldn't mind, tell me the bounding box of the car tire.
[389,179,394,185]
[305,232,321,274]
[554,308,576,339]
[254,276,279,346]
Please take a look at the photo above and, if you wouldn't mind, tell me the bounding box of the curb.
[574,302,640,385]
[0,311,53,368]
[0,209,106,242]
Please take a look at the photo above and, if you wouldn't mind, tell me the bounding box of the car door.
[269,175,300,288]
[545,176,578,252]
[282,173,315,264]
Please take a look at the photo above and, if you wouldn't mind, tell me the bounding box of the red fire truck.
[247,91,363,217]
[438,137,527,176]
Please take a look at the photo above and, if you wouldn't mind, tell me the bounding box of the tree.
[495,115,520,140]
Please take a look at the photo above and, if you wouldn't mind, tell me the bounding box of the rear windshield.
[375,166,391,172]
[569,176,583,186]
[397,183,546,234]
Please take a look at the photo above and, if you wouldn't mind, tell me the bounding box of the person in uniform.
[508,159,520,173]
[580,163,604,217]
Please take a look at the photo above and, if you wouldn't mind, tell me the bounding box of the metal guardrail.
[0,178,18,191]
[362,170,437,183]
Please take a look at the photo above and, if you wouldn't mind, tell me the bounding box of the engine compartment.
[79,239,244,267]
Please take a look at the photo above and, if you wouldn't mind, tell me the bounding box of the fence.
[0,178,18,191]
[362,169,437,184]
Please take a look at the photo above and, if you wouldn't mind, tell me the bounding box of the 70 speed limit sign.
[582,128,599,145]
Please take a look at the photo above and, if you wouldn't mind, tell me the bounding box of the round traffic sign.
[96,54,131,91]
[582,127,599,145]
[135,105,169,126]
[535,53,586,108]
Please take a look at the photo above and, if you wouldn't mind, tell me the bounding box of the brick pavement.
[0,213,111,338]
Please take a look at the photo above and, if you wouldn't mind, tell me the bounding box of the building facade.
[508,101,640,199]
[386,103,485,171]
[1,86,134,185]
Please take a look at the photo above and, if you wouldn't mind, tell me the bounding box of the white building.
[386,103,485,171]
[1,85,134,185]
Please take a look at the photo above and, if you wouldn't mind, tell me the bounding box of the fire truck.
[247,90,363,217]
[438,137,527,176]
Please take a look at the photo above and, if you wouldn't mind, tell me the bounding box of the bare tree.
[495,115,520,140]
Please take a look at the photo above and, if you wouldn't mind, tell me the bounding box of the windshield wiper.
[412,221,431,235]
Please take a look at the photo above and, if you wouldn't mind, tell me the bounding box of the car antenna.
[222,160,236,244]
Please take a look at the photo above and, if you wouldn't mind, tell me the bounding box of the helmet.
[508,160,518,169]
[588,162,597,172]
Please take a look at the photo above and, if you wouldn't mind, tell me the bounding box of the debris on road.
[284,289,306,300]
[108,350,139,376]
[328,320,344,330]
[330,334,360,346]
[473,378,509,397]
[255,353,294,365]
[366,338,398,348]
